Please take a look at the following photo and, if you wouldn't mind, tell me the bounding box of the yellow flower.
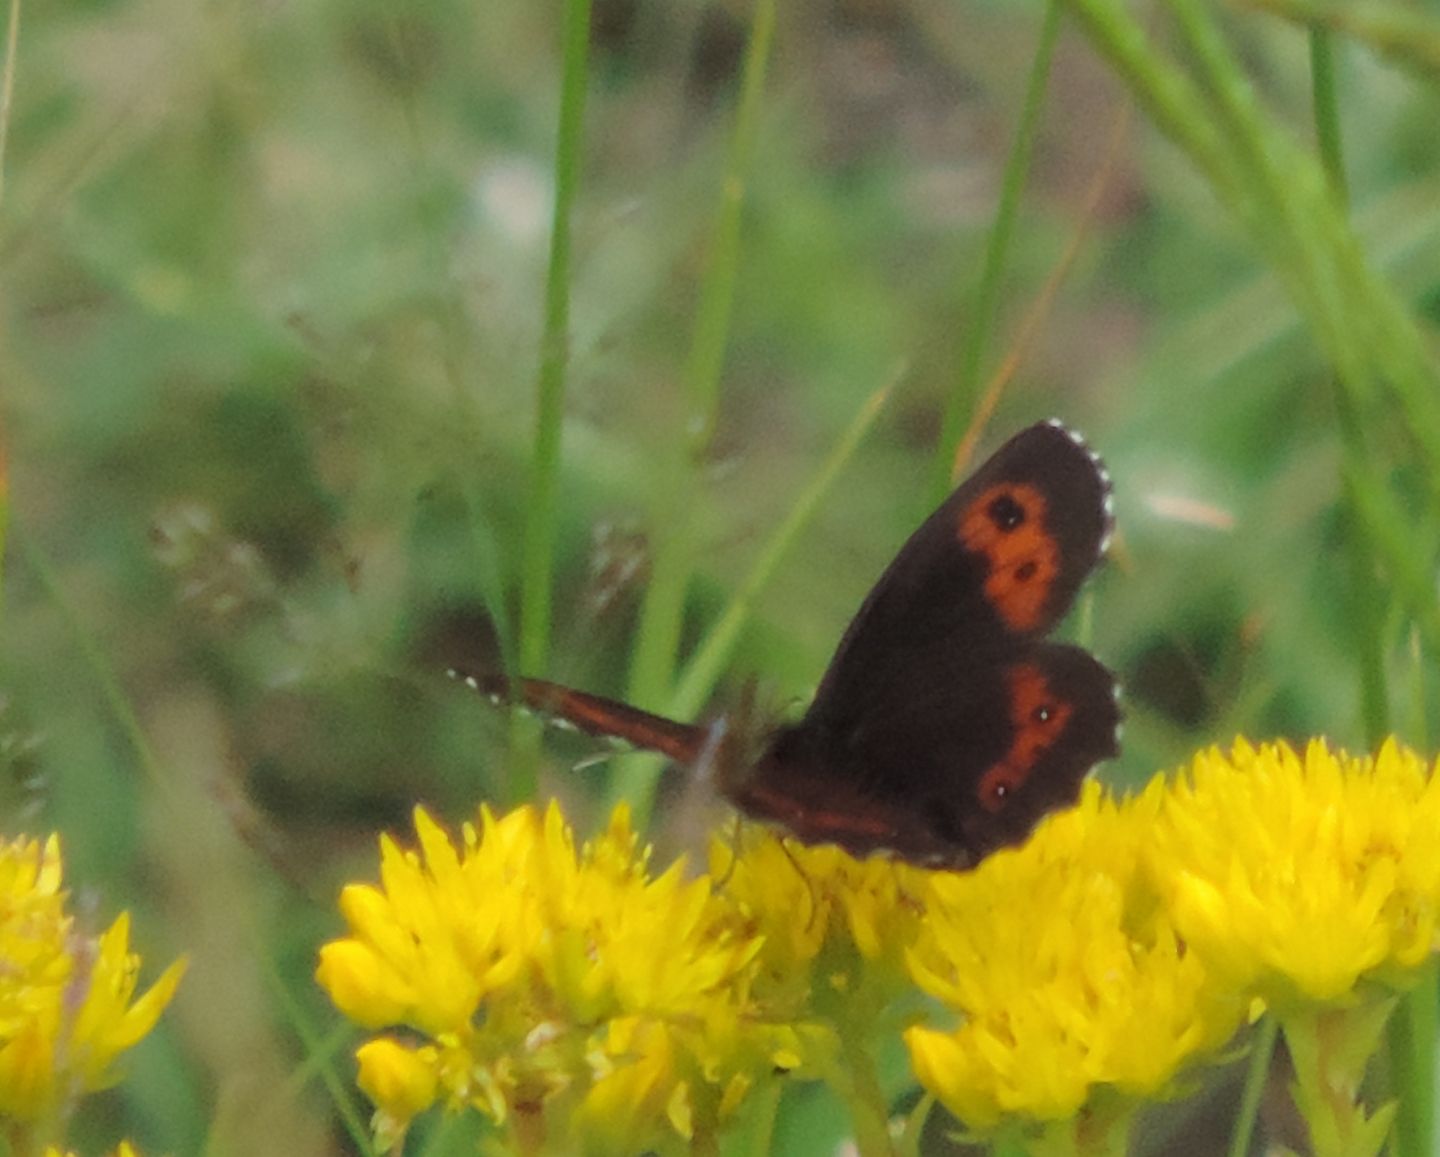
[355,1037,440,1151]
[43,1144,141,1157]
[316,806,531,1035]
[0,835,186,1125]
[318,802,803,1153]
[905,781,1244,1133]
[1152,738,1440,1008]
[356,1037,439,1119]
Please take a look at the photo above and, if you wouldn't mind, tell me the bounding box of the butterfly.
[460,420,1121,869]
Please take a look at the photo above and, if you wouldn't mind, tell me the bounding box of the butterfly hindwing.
[730,640,1118,866]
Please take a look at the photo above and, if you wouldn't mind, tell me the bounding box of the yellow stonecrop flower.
[317,802,817,1154]
[0,835,186,1126]
[355,1038,439,1120]
[317,804,535,1036]
[1152,738,1440,1008]
[905,781,1245,1132]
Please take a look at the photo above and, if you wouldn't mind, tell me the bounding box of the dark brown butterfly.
[460,421,1120,869]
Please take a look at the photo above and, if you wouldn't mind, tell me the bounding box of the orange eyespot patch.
[978,663,1072,811]
[958,482,1058,631]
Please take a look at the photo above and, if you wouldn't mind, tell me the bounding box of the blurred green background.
[4,0,1440,1152]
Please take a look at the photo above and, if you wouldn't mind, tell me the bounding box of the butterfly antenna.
[711,814,744,890]
[777,838,823,934]
[447,667,511,704]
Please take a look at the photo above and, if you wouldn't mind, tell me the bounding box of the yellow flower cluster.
[907,739,1440,1139]
[320,737,1440,1151]
[906,781,1244,1133]
[0,835,186,1128]
[1154,738,1440,1008]
[316,803,834,1154]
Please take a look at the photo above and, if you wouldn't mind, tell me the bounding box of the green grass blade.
[1246,0,1440,80]
[1341,462,1440,650]
[930,0,1061,506]
[1309,29,1347,204]
[616,0,776,822]
[271,962,376,1157]
[14,529,172,799]
[681,0,777,462]
[1407,626,1428,752]
[513,0,593,801]
[1338,469,1393,747]
[0,0,19,213]
[0,448,7,616]
[1304,26,1392,753]
[669,375,897,722]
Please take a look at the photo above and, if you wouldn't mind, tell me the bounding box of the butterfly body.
[465,420,1120,870]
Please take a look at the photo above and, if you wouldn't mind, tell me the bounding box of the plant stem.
[1284,1001,1399,1157]
[835,1029,896,1157]
[1386,960,1438,1157]
[1228,1016,1278,1157]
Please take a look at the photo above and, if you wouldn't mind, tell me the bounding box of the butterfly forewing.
[806,421,1112,731]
